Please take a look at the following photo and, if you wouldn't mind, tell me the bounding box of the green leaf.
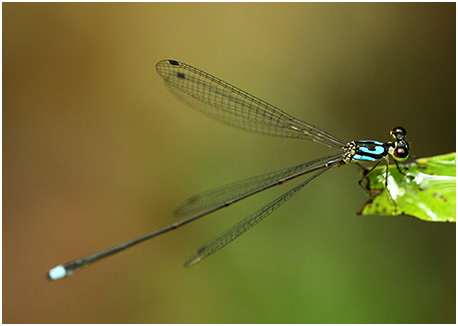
[358,152,456,222]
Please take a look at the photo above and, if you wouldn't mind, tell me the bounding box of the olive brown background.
[3,3,455,323]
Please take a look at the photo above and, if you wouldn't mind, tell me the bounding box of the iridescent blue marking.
[353,154,377,161]
[358,140,384,145]
[359,145,385,155]
[48,265,67,280]
[351,140,388,162]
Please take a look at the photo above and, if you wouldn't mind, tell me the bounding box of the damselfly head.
[388,126,409,162]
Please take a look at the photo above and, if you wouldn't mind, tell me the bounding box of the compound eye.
[393,146,409,162]
[391,126,406,135]
[390,126,407,141]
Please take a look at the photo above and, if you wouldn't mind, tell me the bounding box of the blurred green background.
[3,3,455,323]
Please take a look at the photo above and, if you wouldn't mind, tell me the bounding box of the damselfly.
[47,59,410,280]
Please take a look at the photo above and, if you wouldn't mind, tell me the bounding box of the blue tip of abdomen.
[47,265,67,280]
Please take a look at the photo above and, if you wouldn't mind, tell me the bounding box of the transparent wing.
[156,59,346,149]
[175,153,341,218]
[184,158,341,267]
